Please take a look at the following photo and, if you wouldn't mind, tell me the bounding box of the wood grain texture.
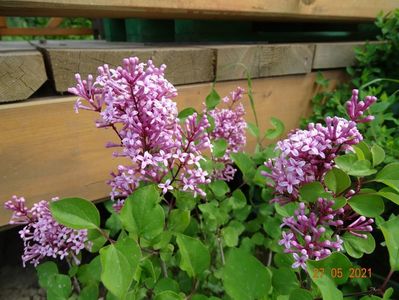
[0,0,397,21]
[258,44,314,77]
[214,44,314,81]
[312,41,384,69]
[0,51,47,102]
[0,70,347,227]
[213,45,261,81]
[40,45,214,92]
[313,42,360,69]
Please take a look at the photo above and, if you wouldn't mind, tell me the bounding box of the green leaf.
[154,291,184,300]
[288,288,313,300]
[379,216,399,271]
[222,220,245,247]
[272,267,299,295]
[87,229,107,252]
[343,232,375,258]
[375,163,399,192]
[228,190,246,210]
[105,213,122,237]
[37,261,59,289]
[371,144,385,167]
[324,168,351,195]
[332,196,347,210]
[315,72,329,87]
[265,117,285,140]
[335,154,376,177]
[275,202,297,218]
[175,191,197,211]
[50,198,100,229]
[348,194,384,217]
[154,278,180,294]
[46,274,72,300]
[209,180,229,199]
[263,217,282,239]
[77,256,102,286]
[353,141,372,161]
[99,238,141,299]
[378,187,399,205]
[169,209,190,233]
[206,88,221,110]
[176,234,210,277]
[222,248,271,300]
[383,287,394,300]
[206,114,216,132]
[231,152,256,180]
[120,185,165,240]
[273,253,294,268]
[78,284,99,300]
[178,107,197,119]
[307,253,350,300]
[299,182,329,203]
[212,139,228,158]
[247,122,259,138]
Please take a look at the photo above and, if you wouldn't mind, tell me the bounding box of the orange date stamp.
[312,267,372,279]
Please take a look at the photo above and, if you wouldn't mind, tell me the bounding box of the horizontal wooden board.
[0,0,397,21]
[312,41,383,69]
[313,42,359,69]
[38,44,215,92]
[0,70,347,228]
[0,50,47,102]
[214,44,314,81]
[36,42,316,92]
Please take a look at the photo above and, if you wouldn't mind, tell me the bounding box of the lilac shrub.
[69,57,246,209]
[5,56,399,300]
[264,89,377,269]
[4,196,88,266]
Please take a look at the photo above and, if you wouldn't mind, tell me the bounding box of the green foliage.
[2,17,93,41]
[33,56,399,300]
[379,216,399,271]
[303,10,399,162]
[50,197,100,229]
[99,238,141,299]
[324,168,351,195]
[348,193,384,218]
[176,234,211,277]
[119,185,165,240]
[205,88,221,110]
[222,248,271,300]
[343,232,375,259]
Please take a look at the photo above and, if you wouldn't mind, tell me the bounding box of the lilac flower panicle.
[267,89,377,270]
[4,196,88,267]
[209,87,247,181]
[264,89,374,200]
[69,57,246,208]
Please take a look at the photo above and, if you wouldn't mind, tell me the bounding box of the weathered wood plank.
[37,43,215,92]
[312,42,360,69]
[0,71,347,227]
[213,45,261,81]
[214,44,315,81]
[258,44,314,77]
[0,0,397,21]
[0,44,47,102]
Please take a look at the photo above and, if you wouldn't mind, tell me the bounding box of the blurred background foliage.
[1,17,93,40]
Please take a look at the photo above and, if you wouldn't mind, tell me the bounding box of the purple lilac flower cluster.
[69,57,246,209]
[4,196,88,267]
[264,89,376,270]
[209,87,247,181]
